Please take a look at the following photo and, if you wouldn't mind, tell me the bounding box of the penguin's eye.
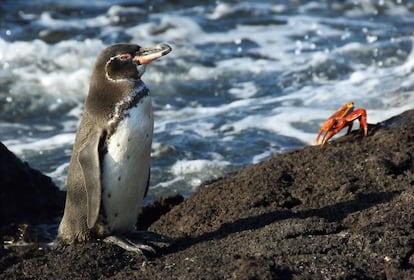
[118,54,132,61]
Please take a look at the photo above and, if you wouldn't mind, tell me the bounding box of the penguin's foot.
[103,231,175,255]
[103,236,156,255]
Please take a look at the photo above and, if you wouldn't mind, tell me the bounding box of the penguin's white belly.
[101,96,153,233]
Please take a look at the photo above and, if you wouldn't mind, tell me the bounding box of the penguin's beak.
[133,44,172,65]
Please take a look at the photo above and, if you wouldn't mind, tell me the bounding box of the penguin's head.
[86,43,171,118]
[95,43,172,82]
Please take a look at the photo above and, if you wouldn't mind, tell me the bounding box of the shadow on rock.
[163,191,399,255]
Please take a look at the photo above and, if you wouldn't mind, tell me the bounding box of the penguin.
[58,43,172,253]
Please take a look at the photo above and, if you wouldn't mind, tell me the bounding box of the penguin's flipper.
[78,129,104,229]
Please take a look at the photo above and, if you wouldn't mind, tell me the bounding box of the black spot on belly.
[107,193,112,199]
[114,213,118,218]
[127,155,130,160]
[118,176,121,181]
[146,133,149,138]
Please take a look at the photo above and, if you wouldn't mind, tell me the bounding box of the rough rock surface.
[1,110,414,279]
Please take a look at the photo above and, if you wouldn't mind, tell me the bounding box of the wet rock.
[0,142,65,226]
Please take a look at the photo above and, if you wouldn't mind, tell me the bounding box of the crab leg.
[314,102,355,145]
[320,108,368,146]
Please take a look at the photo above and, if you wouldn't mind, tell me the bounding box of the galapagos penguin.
[58,43,172,253]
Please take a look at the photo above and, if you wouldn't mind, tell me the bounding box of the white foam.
[150,158,231,195]
[152,176,183,190]
[171,159,230,176]
[4,133,74,155]
[47,162,70,191]
[37,11,111,33]
[1,38,103,102]
[207,2,234,20]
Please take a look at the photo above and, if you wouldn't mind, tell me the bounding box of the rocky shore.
[1,110,414,279]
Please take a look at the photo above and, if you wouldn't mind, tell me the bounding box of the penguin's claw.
[103,236,156,255]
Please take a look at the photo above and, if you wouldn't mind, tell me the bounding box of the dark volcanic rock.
[0,142,65,226]
[1,110,414,279]
[137,194,184,230]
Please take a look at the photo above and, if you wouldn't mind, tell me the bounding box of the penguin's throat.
[107,83,149,137]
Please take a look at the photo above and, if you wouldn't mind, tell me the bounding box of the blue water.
[1,0,414,200]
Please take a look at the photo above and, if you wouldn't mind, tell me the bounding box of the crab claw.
[320,108,368,146]
[315,102,355,145]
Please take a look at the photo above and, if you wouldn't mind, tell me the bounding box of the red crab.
[315,102,368,146]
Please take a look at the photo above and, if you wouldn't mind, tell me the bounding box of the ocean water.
[1,0,414,201]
